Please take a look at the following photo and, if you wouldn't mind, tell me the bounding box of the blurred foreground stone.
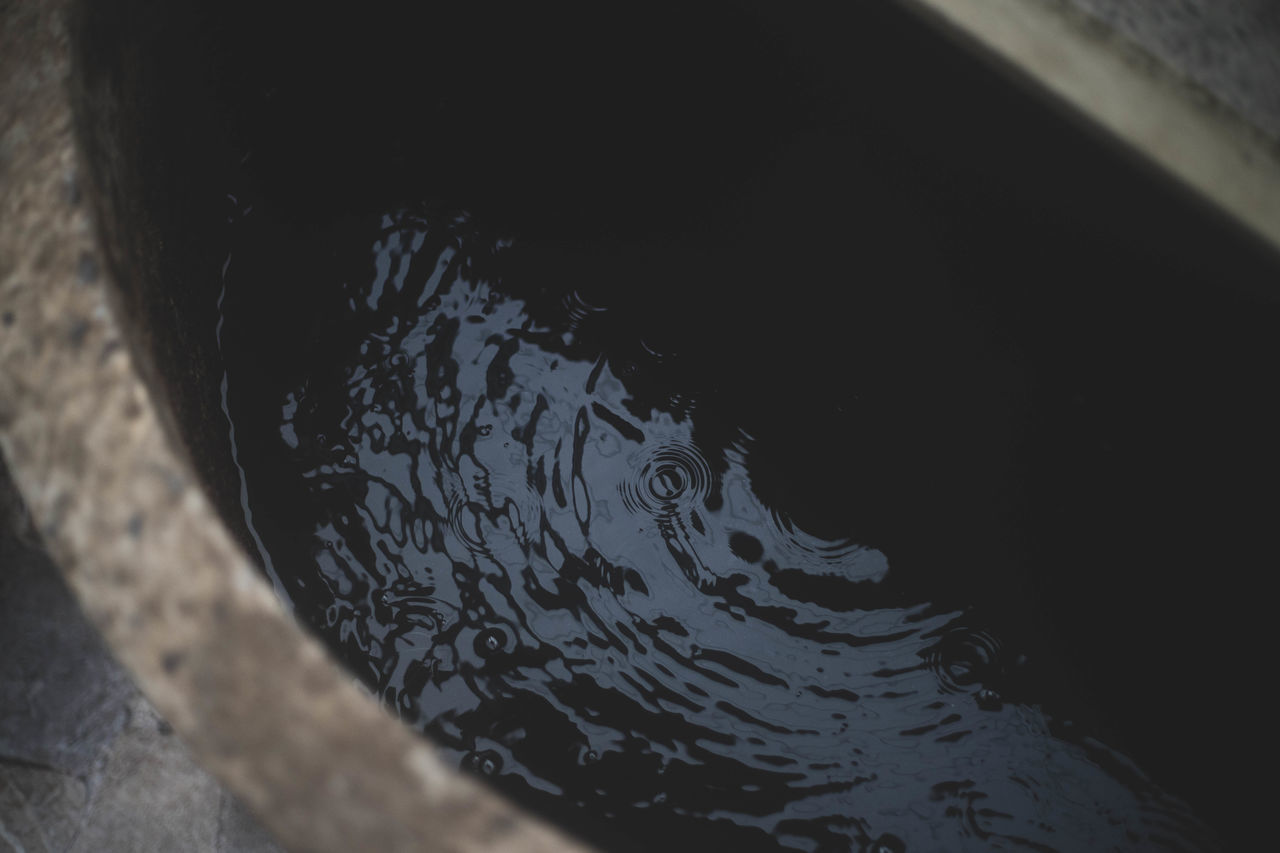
[1,465,282,853]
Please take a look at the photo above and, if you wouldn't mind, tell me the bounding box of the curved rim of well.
[0,5,587,852]
[8,1,1280,850]
[901,0,1280,257]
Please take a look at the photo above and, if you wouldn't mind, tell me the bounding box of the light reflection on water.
[222,205,1215,852]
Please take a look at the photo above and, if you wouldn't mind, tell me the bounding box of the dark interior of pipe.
[69,2,1280,847]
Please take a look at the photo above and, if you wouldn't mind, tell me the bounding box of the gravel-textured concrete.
[1069,0,1280,140]
[2,464,284,853]
[905,0,1280,251]
[3,0,1279,851]
[1,2,587,851]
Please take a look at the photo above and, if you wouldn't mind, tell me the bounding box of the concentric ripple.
[221,203,1221,853]
[618,440,715,518]
[926,626,1006,696]
[561,289,609,333]
[767,508,890,582]
[445,481,543,560]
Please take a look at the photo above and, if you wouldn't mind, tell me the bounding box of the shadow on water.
[211,1,1280,850]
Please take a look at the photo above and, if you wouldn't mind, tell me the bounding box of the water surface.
[218,197,1218,851]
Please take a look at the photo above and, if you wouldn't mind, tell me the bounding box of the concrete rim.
[902,0,1280,255]
[5,1,1280,852]
[0,3,586,852]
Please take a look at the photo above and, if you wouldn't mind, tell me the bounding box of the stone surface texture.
[3,460,283,853]
[903,0,1280,251]
[0,1,587,852]
[3,0,1280,852]
[1069,0,1280,140]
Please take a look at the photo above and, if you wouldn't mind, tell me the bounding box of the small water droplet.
[474,627,508,658]
[466,749,503,776]
[976,688,1003,711]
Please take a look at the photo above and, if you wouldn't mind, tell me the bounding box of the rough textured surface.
[1,2,586,852]
[1,465,134,778]
[3,0,1280,851]
[2,462,283,853]
[1069,0,1280,140]
[901,0,1280,252]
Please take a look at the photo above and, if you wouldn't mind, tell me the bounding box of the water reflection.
[223,206,1215,851]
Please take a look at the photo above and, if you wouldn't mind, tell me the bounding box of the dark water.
[217,191,1227,850]
[203,5,1280,848]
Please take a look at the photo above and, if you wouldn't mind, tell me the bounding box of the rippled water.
[219,202,1219,851]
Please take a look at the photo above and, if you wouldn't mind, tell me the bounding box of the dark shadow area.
[69,1,1279,848]
[0,458,282,851]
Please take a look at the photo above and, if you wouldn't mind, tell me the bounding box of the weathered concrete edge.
[900,0,1280,254]
[0,6,587,853]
